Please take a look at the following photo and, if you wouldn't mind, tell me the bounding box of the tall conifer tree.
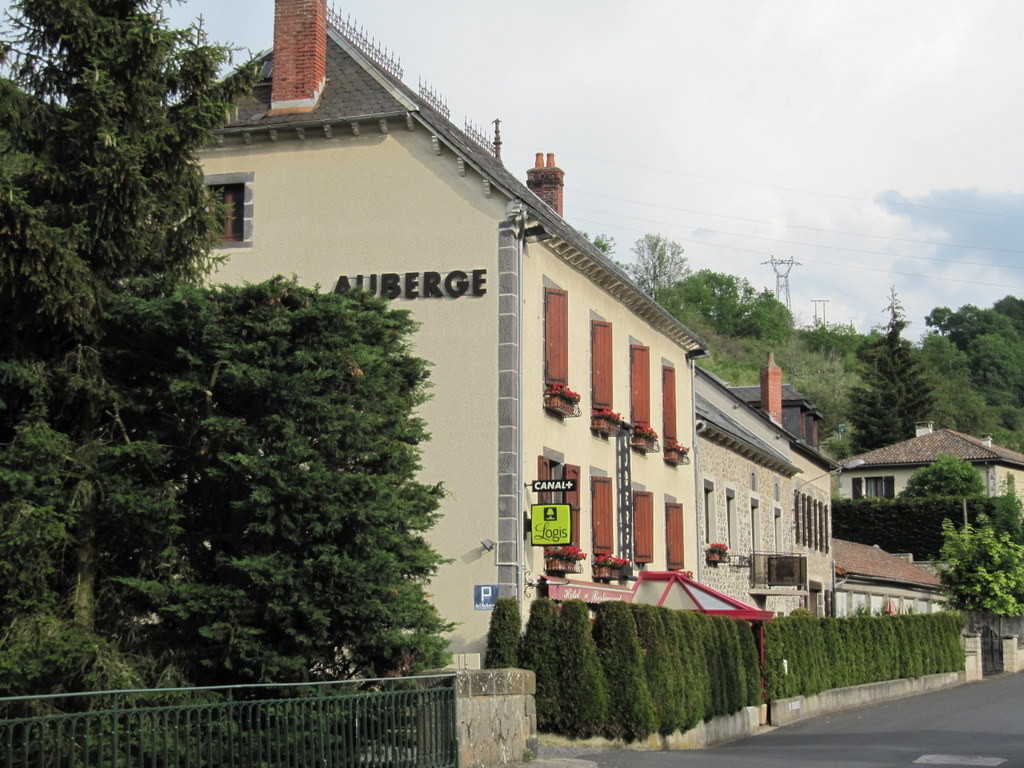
[0,2,450,693]
[849,290,935,453]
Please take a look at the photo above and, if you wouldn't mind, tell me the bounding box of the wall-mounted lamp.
[480,539,495,552]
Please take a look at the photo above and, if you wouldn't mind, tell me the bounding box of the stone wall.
[455,668,536,768]
[696,439,803,615]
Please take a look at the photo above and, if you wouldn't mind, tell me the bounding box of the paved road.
[535,673,1024,768]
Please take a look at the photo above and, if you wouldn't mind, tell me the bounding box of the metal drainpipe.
[506,201,527,608]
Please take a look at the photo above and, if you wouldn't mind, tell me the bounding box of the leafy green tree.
[2,281,453,691]
[663,270,791,342]
[939,515,1024,614]
[623,234,689,301]
[581,232,616,257]
[899,454,986,499]
[926,304,1024,407]
[918,333,993,434]
[798,321,867,365]
[849,291,935,453]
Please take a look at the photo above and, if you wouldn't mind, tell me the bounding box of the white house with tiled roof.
[832,538,946,616]
[837,423,1024,502]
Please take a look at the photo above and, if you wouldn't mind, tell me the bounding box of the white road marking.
[913,757,1006,766]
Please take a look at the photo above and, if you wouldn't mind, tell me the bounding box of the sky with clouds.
[3,0,1022,335]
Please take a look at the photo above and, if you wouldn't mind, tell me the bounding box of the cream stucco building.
[837,423,1024,502]
[201,0,713,660]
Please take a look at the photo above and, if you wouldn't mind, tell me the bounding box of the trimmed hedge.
[832,496,991,559]
[483,597,521,668]
[763,612,964,700]
[556,600,608,738]
[487,602,964,742]
[593,601,655,741]
[519,598,561,731]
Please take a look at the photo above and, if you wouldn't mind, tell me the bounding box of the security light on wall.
[480,539,495,552]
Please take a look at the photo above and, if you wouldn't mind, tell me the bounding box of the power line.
[569,205,1024,272]
[571,190,1024,256]
[516,144,1024,221]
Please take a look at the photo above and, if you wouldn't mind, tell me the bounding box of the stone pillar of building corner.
[760,352,783,425]
[270,0,328,115]
[525,152,565,217]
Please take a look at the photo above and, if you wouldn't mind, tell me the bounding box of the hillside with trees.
[606,234,1024,456]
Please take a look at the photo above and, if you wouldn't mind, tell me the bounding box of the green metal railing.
[0,674,458,768]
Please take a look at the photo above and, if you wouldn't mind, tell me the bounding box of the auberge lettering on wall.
[333,270,487,299]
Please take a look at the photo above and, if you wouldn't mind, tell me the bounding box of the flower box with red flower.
[663,440,690,465]
[543,383,582,417]
[590,407,622,437]
[592,553,628,581]
[706,542,729,566]
[544,545,586,573]
[630,422,660,453]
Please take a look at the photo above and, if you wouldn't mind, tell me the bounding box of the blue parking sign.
[474,584,499,610]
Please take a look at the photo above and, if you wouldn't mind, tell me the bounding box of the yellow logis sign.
[530,504,572,546]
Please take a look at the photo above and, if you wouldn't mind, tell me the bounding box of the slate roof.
[849,428,1024,469]
[694,393,799,475]
[215,16,709,356]
[729,383,823,417]
[832,539,940,587]
[696,367,835,475]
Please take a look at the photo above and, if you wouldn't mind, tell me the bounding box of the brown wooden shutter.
[537,456,553,505]
[852,477,863,499]
[591,320,613,410]
[794,491,802,543]
[884,476,895,499]
[565,464,581,547]
[662,365,677,442]
[591,476,613,554]
[666,502,684,570]
[634,491,654,563]
[630,344,651,425]
[544,288,568,385]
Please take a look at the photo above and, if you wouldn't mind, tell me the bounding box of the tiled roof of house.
[850,428,1024,469]
[832,538,940,587]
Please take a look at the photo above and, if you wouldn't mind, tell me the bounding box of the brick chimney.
[526,152,565,216]
[269,0,327,115]
[760,352,783,425]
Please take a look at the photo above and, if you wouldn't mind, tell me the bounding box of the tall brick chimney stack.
[760,352,783,425]
[526,152,565,216]
[270,0,327,115]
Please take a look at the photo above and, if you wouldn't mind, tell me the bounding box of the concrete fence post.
[962,634,982,682]
[1002,635,1020,674]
